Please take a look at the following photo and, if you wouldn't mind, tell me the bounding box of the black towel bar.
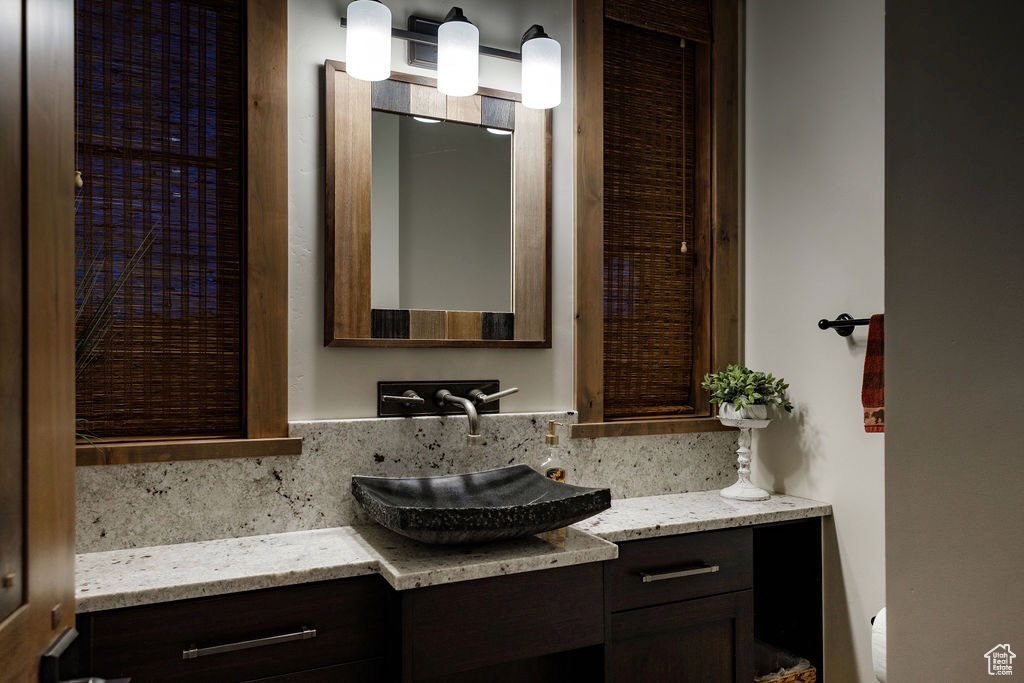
[818,313,870,337]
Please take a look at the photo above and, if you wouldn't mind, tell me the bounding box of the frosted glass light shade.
[521,34,561,109]
[437,15,479,97]
[345,0,392,82]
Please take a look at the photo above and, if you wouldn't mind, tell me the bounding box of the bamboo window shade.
[74,0,245,438]
[602,5,705,420]
[605,0,711,43]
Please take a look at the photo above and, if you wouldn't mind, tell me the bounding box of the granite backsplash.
[76,412,738,553]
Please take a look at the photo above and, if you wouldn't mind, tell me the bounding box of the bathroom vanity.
[74,492,829,682]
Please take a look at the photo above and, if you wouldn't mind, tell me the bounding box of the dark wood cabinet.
[77,575,395,682]
[604,528,755,683]
[78,519,823,683]
[401,562,604,683]
[77,564,604,683]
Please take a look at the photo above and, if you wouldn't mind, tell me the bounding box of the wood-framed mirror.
[324,60,552,348]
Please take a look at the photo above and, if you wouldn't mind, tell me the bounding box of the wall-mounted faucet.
[436,386,520,445]
[436,390,482,445]
[377,380,519,445]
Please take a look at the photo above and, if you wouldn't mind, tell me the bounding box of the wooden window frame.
[76,0,300,465]
[572,0,740,439]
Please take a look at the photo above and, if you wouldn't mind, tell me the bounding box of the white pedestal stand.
[717,416,772,501]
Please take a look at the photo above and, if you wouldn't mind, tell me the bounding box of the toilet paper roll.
[872,606,887,682]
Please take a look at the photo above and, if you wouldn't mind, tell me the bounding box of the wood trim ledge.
[571,418,735,439]
[76,437,303,466]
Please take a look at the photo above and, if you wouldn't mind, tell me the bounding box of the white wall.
[745,1,885,680]
[886,0,1024,678]
[287,0,573,419]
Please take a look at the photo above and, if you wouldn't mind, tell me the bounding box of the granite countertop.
[75,526,617,613]
[575,490,832,542]
[75,490,831,613]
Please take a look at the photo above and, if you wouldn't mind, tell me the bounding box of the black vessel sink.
[351,464,612,545]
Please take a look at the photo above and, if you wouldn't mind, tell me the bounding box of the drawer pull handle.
[640,564,720,583]
[182,626,317,660]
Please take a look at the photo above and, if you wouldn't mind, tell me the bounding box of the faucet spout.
[435,390,483,445]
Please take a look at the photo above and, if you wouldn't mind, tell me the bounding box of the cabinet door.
[402,563,603,682]
[0,1,77,680]
[607,590,753,683]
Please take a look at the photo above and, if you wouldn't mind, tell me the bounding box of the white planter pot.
[718,402,768,421]
[716,403,773,502]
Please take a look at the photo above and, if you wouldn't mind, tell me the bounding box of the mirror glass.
[370,111,513,312]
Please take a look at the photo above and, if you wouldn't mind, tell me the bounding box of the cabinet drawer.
[606,528,752,612]
[84,575,392,682]
[403,562,603,681]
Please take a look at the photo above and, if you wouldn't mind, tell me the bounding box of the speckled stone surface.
[356,524,617,591]
[574,490,833,542]
[76,412,738,552]
[75,491,830,613]
[75,524,618,612]
[75,527,379,613]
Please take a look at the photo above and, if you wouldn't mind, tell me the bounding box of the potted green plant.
[701,364,793,420]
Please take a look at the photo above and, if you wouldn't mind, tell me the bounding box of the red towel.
[862,314,884,433]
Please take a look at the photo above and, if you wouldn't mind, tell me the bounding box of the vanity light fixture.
[344,0,392,81]
[412,116,443,123]
[340,3,561,109]
[520,25,561,109]
[437,7,479,97]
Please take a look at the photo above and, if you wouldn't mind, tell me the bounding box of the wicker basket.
[757,666,816,683]
[755,640,817,683]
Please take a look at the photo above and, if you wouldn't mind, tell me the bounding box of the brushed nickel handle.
[640,564,720,583]
[381,390,426,406]
[468,387,519,404]
[182,627,316,660]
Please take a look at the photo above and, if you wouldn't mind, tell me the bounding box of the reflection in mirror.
[370,111,512,312]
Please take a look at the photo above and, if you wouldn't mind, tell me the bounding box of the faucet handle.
[381,390,426,406]
[469,387,519,405]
